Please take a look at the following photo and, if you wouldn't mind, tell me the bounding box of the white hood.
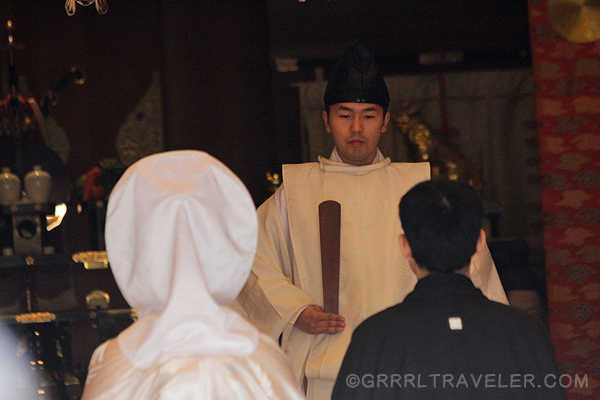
[105,150,259,370]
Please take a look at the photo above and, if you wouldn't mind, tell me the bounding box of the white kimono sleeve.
[234,187,315,341]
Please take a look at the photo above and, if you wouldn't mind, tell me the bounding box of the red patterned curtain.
[528,1,600,398]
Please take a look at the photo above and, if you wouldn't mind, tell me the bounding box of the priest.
[235,42,508,400]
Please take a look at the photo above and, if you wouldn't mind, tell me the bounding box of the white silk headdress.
[105,150,259,369]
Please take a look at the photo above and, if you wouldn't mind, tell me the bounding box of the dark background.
[1,0,532,221]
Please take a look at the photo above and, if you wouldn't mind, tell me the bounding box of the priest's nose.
[351,115,362,133]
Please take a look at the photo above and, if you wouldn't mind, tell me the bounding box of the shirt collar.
[405,273,485,301]
[329,147,385,164]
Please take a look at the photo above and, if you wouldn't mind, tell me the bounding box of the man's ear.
[400,234,427,278]
[381,111,391,133]
[398,234,412,260]
[322,110,332,133]
[475,229,486,256]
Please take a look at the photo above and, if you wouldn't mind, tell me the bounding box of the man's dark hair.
[399,179,484,273]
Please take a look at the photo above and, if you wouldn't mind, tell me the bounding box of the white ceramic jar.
[25,165,52,204]
[0,167,21,206]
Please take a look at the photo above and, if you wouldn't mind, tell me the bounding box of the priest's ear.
[381,111,391,133]
[322,110,332,133]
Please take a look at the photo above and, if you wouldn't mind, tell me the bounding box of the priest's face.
[323,103,390,166]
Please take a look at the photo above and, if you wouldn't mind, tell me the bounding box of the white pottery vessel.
[0,167,21,206]
[25,165,52,204]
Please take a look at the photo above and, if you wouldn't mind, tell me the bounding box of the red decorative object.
[82,167,106,202]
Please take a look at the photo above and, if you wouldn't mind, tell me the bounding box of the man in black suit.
[332,179,569,400]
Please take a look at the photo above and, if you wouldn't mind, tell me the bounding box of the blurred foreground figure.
[81,150,304,400]
[0,324,37,400]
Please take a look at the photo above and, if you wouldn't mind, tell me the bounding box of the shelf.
[0,253,76,270]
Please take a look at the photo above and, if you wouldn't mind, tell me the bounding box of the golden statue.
[395,101,481,191]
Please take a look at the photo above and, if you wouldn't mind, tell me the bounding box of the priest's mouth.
[348,140,365,145]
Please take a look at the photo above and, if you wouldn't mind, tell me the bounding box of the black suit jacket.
[332,273,568,400]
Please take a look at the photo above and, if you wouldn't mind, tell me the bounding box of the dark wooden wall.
[268,0,531,65]
[160,1,273,203]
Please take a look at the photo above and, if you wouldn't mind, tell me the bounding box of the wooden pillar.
[160,0,273,206]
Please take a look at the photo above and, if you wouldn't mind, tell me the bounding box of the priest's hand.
[295,305,345,334]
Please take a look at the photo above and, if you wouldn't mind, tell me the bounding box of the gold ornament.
[549,0,600,43]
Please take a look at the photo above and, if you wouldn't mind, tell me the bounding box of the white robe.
[235,149,508,400]
[81,151,304,400]
[82,333,305,400]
